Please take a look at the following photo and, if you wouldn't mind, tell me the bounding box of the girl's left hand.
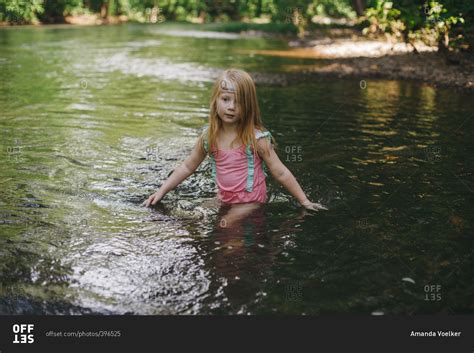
[301,201,328,211]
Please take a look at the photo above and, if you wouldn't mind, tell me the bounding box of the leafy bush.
[0,0,44,24]
[37,0,83,23]
[362,1,404,40]
[362,0,469,51]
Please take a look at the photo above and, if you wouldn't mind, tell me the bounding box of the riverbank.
[180,21,474,91]
[246,27,474,91]
[297,50,474,91]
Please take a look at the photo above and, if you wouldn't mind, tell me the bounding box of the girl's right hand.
[142,191,163,207]
[301,200,328,211]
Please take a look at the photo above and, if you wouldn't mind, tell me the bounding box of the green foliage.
[272,0,354,23]
[310,0,356,18]
[363,0,404,39]
[0,0,471,51]
[37,0,83,23]
[0,0,44,24]
[362,0,470,51]
[0,0,356,26]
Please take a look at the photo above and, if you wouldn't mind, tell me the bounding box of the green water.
[0,23,472,314]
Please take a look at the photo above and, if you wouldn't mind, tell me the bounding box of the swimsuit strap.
[246,129,272,192]
[245,144,255,192]
[255,130,272,179]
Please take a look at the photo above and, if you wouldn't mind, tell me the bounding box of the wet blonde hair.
[202,68,275,157]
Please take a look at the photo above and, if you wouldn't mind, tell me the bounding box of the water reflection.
[194,201,310,314]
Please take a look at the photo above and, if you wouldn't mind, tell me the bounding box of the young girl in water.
[143,68,327,216]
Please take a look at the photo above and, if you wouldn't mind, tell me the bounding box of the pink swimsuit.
[213,145,267,204]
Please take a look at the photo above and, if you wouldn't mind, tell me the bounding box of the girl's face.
[217,92,239,124]
[216,79,240,124]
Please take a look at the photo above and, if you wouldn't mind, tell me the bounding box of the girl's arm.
[143,136,206,207]
[257,138,327,211]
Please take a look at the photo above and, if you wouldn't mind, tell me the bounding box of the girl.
[143,68,327,216]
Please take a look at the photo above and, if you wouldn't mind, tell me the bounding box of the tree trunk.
[351,0,365,17]
[229,0,241,21]
[100,2,108,19]
[256,0,262,18]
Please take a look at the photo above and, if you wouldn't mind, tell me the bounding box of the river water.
[0,23,472,314]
